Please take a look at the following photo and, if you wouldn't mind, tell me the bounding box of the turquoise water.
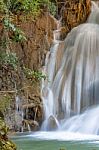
[11,132,99,150]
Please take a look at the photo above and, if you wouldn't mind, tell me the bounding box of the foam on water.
[27,131,99,141]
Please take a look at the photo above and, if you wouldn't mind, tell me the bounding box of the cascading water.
[15,96,23,131]
[41,1,99,134]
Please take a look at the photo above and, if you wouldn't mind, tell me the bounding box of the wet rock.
[21,102,43,131]
[48,115,59,130]
[22,119,39,131]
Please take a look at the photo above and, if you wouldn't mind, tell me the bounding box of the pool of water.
[11,131,99,150]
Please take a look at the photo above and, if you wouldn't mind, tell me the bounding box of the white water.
[28,131,99,141]
[15,96,23,131]
[41,1,99,135]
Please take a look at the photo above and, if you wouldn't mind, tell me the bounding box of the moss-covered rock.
[0,117,16,150]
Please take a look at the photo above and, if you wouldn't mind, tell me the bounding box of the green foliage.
[0,117,8,136]
[0,140,16,150]
[12,27,27,42]
[3,18,16,30]
[48,2,57,16]
[3,18,27,42]
[0,95,11,113]
[23,67,46,83]
[0,0,7,13]
[0,0,57,16]
[0,117,17,150]
[0,51,18,70]
[2,0,48,15]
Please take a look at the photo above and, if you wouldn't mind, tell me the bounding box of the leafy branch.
[23,67,46,83]
[0,51,18,70]
[3,18,27,42]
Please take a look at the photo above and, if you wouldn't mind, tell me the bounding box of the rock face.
[12,13,57,131]
[10,13,57,70]
[58,0,91,39]
[0,12,57,132]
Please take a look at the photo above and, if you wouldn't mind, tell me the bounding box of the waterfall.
[41,1,99,134]
[15,96,23,132]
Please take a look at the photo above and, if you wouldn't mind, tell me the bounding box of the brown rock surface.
[10,13,57,70]
[58,0,91,39]
[0,12,57,131]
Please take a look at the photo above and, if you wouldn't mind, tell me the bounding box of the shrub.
[48,2,57,16]
[1,0,57,16]
[3,18,27,42]
[0,117,17,150]
[23,67,46,83]
[0,51,18,70]
[0,0,7,13]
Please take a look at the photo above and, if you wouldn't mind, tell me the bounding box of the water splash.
[60,106,99,135]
